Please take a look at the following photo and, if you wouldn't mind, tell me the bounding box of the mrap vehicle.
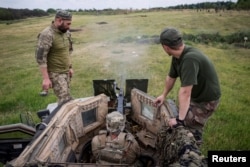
[0,79,181,167]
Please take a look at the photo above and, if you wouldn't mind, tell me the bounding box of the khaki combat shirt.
[35,23,72,73]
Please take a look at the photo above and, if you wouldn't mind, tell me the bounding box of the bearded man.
[35,10,74,105]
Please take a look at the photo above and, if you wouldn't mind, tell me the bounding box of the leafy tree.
[237,0,250,9]
[47,8,56,14]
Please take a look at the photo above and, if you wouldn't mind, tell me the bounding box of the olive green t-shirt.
[47,30,70,73]
[169,46,221,102]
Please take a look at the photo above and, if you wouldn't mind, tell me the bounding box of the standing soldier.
[35,10,74,105]
[154,27,221,145]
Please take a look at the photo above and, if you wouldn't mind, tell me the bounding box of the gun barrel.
[117,88,124,114]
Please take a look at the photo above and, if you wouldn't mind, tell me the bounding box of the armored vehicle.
[0,79,204,167]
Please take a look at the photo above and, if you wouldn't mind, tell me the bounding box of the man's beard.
[58,24,68,33]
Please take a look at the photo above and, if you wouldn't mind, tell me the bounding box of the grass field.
[0,9,250,157]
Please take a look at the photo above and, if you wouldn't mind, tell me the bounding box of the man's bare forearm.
[39,65,49,80]
[178,86,192,120]
[162,75,176,97]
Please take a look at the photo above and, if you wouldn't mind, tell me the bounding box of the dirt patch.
[96,22,108,25]
[70,28,83,32]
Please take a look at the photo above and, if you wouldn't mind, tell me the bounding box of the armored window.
[125,79,148,102]
[93,79,116,100]
[81,108,97,126]
[141,102,154,120]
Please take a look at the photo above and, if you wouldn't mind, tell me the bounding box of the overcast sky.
[0,0,237,10]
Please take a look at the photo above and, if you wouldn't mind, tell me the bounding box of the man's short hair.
[55,10,72,20]
[160,27,183,48]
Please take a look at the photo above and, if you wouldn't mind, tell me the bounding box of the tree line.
[0,1,249,21]
[0,8,48,20]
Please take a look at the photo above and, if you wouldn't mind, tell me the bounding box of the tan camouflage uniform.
[49,72,72,105]
[91,112,141,165]
[35,11,73,105]
[92,131,141,165]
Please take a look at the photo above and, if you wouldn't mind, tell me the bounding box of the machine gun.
[114,81,124,114]
[93,79,148,114]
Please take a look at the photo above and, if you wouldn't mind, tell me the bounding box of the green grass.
[0,10,250,158]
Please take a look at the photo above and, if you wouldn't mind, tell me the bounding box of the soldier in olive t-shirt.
[169,45,221,103]
[154,27,221,145]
